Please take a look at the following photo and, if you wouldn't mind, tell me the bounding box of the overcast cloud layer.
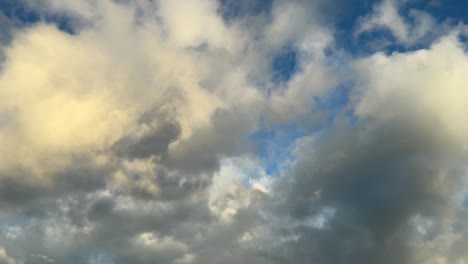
[0,0,468,263]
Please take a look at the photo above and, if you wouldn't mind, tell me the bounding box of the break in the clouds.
[0,0,468,263]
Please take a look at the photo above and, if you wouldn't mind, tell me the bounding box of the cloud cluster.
[0,0,467,263]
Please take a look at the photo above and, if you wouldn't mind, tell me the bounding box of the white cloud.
[352,33,468,147]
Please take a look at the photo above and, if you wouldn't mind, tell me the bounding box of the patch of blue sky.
[250,124,304,176]
[339,22,435,57]
[0,0,77,35]
[217,0,273,22]
[250,121,328,177]
[252,85,353,173]
[258,30,354,174]
[252,82,356,176]
[407,0,468,24]
[353,24,449,56]
[458,34,468,52]
[354,30,408,54]
[314,89,361,135]
[251,118,332,177]
[332,0,468,56]
[317,84,360,126]
[271,44,298,84]
[0,0,39,25]
[463,196,468,209]
[315,85,350,111]
[327,0,376,55]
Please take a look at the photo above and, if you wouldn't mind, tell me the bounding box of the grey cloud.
[269,114,467,264]
[164,107,257,174]
[0,247,20,264]
[0,156,113,211]
[0,177,46,209]
[122,167,211,201]
[113,121,181,159]
[0,193,211,263]
[87,197,115,221]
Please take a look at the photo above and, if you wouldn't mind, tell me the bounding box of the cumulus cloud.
[0,0,467,263]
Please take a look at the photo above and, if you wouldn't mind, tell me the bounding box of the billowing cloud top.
[0,0,468,263]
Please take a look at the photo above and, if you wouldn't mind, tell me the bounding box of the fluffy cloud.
[0,0,467,263]
[353,33,468,145]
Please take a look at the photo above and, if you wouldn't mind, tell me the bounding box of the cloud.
[264,29,468,264]
[353,33,468,144]
[0,0,467,263]
[0,247,21,264]
[356,0,439,46]
[273,119,465,263]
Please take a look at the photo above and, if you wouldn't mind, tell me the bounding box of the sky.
[0,0,468,263]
